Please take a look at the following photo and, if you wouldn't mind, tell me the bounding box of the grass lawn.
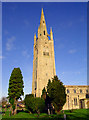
[64,109,89,120]
[1,108,89,120]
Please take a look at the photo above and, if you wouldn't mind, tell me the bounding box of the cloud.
[22,50,30,58]
[58,44,65,49]
[61,71,80,75]
[68,49,77,54]
[0,56,5,59]
[75,71,80,74]
[61,72,65,75]
[6,36,15,51]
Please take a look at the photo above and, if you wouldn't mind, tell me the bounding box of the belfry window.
[43,21,45,23]
[44,31,45,35]
[43,52,49,56]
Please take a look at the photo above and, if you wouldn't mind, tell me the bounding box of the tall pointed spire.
[38,8,48,38]
[40,8,46,25]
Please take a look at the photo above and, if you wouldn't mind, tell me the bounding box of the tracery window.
[74,98,77,105]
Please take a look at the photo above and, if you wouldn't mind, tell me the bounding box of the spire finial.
[50,27,53,40]
[40,8,45,25]
[42,8,44,14]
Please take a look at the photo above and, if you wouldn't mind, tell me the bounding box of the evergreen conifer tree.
[47,75,66,113]
[8,68,24,115]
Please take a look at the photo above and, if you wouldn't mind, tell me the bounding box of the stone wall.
[63,85,89,110]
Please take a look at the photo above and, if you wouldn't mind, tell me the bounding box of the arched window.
[67,89,69,93]
[74,89,76,93]
[74,98,77,105]
[80,89,82,93]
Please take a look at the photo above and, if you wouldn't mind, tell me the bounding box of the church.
[32,8,89,110]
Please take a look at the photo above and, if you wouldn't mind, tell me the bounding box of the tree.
[1,97,8,107]
[24,94,45,115]
[47,75,66,113]
[41,87,51,114]
[35,97,45,115]
[24,94,35,113]
[41,87,47,100]
[47,79,51,93]
[8,68,24,115]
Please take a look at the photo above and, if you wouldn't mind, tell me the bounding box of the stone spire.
[50,28,53,40]
[34,33,36,46]
[38,8,48,38]
[40,8,46,25]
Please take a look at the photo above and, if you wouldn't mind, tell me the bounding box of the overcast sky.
[1,2,87,99]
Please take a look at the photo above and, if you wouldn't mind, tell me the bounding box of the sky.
[1,2,87,99]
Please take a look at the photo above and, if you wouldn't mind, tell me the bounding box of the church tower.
[32,8,56,97]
